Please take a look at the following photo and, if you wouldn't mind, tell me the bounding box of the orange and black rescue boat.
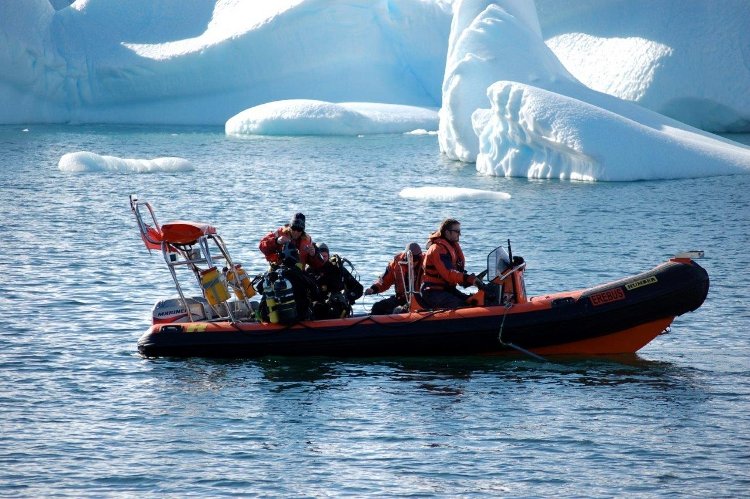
[130,195,709,359]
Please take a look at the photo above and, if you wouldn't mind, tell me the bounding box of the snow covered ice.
[399,186,511,202]
[440,0,750,180]
[2,0,750,180]
[538,0,750,133]
[58,151,192,173]
[475,82,750,181]
[226,100,438,136]
[0,0,451,126]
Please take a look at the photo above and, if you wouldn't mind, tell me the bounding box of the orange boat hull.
[138,259,708,358]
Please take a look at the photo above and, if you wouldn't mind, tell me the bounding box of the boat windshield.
[487,245,511,278]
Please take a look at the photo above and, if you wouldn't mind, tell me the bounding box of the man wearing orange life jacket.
[365,242,423,315]
[259,212,316,268]
[421,218,482,309]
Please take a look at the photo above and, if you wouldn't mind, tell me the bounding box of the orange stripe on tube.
[531,317,674,355]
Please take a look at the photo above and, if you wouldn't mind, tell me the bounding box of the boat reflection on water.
[148,354,699,397]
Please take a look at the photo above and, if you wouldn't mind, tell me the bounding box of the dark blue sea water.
[1,125,749,497]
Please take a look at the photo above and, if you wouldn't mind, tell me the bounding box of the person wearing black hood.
[307,242,364,319]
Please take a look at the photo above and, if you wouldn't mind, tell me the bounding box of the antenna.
[507,239,513,262]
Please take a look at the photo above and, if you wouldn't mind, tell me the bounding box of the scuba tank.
[261,268,297,324]
[225,263,256,300]
[200,266,231,306]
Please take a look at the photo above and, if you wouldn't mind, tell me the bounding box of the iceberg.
[0,0,451,125]
[2,0,749,132]
[439,1,560,163]
[2,0,750,180]
[475,82,750,181]
[537,0,750,133]
[440,0,750,180]
[226,100,438,136]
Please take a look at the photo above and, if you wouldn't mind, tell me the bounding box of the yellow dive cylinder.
[266,296,279,323]
[226,264,256,300]
[272,277,297,323]
[260,270,297,324]
[200,266,230,306]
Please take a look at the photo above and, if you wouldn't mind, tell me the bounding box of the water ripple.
[0,125,748,496]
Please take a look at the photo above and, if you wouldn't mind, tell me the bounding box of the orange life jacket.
[421,238,470,290]
[370,251,424,301]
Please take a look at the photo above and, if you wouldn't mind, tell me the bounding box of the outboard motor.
[152,296,212,324]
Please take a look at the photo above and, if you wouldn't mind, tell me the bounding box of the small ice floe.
[225,99,438,136]
[405,129,438,135]
[399,186,511,201]
[58,151,193,173]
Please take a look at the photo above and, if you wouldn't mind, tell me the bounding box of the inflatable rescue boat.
[130,195,709,359]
